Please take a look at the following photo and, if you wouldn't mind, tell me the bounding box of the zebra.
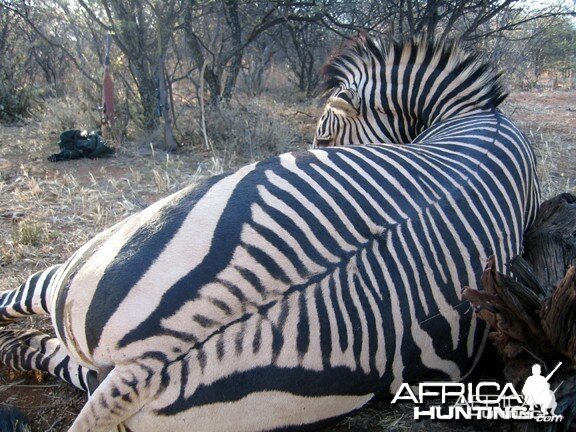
[0,35,539,432]
[0,265,60,323]
[313,36,507,147]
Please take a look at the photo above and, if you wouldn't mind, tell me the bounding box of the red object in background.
[102,34,115,140]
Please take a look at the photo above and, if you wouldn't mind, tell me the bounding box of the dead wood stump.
[463,193,576,430]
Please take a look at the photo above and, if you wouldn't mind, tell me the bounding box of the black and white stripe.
[313,35,507,147]
[0,328,96,393]
[0,264,61,322]
[0,36,539,432]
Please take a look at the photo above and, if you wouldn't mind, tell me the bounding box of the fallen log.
[463,193,576,430]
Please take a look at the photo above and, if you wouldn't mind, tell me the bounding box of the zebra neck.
[377,67,503,143]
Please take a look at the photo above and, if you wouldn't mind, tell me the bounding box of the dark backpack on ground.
[0,405,30,432]
[48,129,115,162]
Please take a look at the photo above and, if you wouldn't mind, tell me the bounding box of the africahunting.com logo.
[391,362,564,423]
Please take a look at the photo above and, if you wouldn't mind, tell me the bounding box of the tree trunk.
[157,55,177,152]
[132,63,159,132]
[463,194,576,426]
[221,0,243,100]
[182,0,222,105]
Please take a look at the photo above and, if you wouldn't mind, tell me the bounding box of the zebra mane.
[321,35,507,131]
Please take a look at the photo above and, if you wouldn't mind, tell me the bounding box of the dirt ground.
[0,90,574,431]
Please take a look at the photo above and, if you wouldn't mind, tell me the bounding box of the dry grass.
[502,91,576,199]
[0,90,574,431]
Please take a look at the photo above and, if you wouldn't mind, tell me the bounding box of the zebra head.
[313,35,507,147]
[313,87,361,147]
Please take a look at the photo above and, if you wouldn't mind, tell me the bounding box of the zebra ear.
[328,88,360,117]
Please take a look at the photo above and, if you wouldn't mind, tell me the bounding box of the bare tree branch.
[1,0,100,86]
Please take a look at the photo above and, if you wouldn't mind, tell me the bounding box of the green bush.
[0,79,40,122]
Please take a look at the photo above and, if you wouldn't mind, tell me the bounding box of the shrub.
[12,220,49,246]
[0,79,40,122]
[176,95,314,167]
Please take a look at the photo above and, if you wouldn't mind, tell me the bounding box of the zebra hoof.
[0,405,31,432]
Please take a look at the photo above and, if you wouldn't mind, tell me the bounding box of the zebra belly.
[125,390,373,432]
[60,219,494,395]
[82,245,486,431]
[118,297,381,431]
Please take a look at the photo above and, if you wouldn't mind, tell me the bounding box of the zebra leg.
[0,264,61,323]
[68,364,160,432]
[0,329,97,393]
